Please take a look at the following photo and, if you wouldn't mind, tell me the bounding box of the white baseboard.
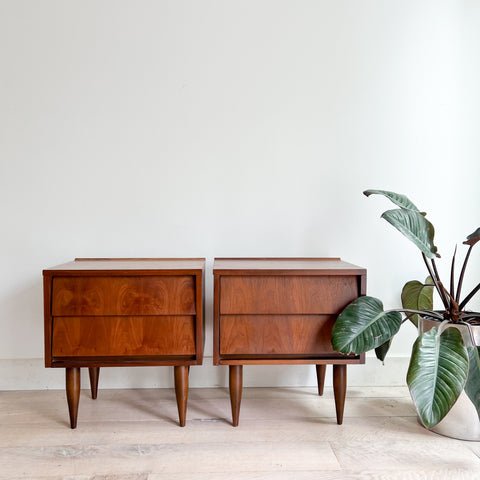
[0,356,410,391]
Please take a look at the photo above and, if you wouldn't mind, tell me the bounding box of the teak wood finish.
[213,258,366,426]
[43,258,205,428]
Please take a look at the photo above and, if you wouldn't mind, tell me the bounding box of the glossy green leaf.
[401,277,434,327]
[363,190,420,211]
[466,346,480,420]
[332,296,402,355]
[407,327,468,428]
[382,208,439,259]
[375,339,392,363]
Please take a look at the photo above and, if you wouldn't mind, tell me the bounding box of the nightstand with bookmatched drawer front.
[43,258,204,428]
[213,258,366,426]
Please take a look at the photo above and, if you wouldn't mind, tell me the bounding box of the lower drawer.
[220,315,341,356]
[52,316,196,357]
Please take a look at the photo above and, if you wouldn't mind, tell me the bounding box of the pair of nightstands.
[43,258,365,428]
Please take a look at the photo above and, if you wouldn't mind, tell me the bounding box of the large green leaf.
[465,346,480,420]
[375,339,392,363]
[401,277,434,327]
[407,327,468,428]
[382,208,439,259]
[363,190,420,211]
[332,296,402,355]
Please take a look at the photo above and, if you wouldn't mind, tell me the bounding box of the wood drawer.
[52,276,196,316]
[52,316,196,357]
[220,276,358,314]
[220,315,341,356]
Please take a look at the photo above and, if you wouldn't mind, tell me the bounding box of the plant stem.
[432,258,450,308]
[461,313,480,320]
[456,244,473,304]
[384,308,444,320]
[450,245,456,307]
[422,253,450,310]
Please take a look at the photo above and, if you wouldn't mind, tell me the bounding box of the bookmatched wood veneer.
[43,258,205,428]
[213,258,366,426]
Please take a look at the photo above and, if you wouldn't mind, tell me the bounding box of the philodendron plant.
[331,190,480,429]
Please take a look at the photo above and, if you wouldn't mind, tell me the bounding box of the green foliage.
[407,327,468,428]
[465,346,480,421]
[401,277,434,327]
[331,189,480,429]
[381,209,439,259]
[375,339,392,363]
[363,190,420,211]
[332,296,402,354]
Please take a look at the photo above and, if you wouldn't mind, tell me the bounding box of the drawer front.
[52,276,196,316]
[52,316,196,357]
[220,276,358,314]
[220,315,341,356]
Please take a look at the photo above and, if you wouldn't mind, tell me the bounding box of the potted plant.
[331,190,480,439]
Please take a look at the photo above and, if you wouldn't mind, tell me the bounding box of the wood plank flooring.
[1,386,479,479]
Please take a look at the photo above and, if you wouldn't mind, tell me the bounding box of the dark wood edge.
[43,276,52,367]
[50,357,200,367]
[214,257,341,261]
[219,353,361,360]
[218,358,364,365]
[43,269,205,276]
[360,273,367,296]
[74,258,206,262]
[213,274,221,365]
[213,269,366,276]
[195,271,204,364]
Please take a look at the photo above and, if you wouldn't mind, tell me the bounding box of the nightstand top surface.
[44,258,205,275]
[213,258,365,275]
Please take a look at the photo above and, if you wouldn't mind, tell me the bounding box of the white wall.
[1,0,479,390]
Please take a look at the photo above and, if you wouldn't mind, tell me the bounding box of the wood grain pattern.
[52,276,196,316]
[220,315,340,356]
[52,316,196,357]
[213,257,365,427]
[43,258,205,428]
[219,276,358,314]
[3,387,480,479]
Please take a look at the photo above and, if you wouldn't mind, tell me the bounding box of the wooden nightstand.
[43,258,205,428]
[213,258,366,426]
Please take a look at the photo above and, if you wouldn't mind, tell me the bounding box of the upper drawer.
[52,276,196,316]
[220,275,358,314]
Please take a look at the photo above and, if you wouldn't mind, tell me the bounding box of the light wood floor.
[1,386,480,479]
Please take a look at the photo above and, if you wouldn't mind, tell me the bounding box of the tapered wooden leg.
[174,366,189,427]
[66,367,80,429]
[229,365,243,427]
[88,367,100,399]
[333,364,347,425]
[316,364,327,396]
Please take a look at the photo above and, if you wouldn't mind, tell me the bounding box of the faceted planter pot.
[419,317,480,441]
